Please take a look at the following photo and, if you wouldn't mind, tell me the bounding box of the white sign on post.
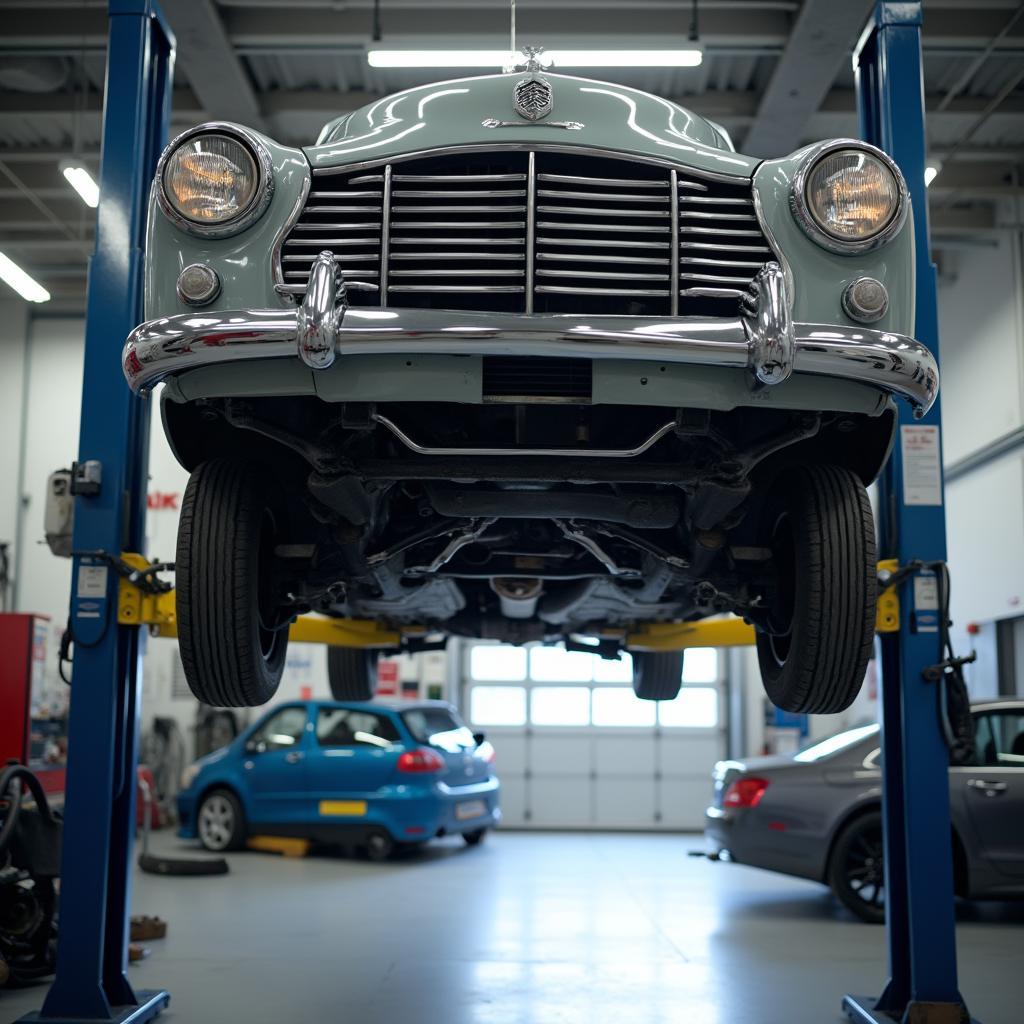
[900,425,942,506]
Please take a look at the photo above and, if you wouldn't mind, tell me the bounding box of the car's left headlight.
[181,764,202,791]
[156,123,274,238]
[791,140,907,254]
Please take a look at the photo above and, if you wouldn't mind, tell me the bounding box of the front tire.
[828,811,886,924]
[177,459,289,707]
[755,465,876,714]
[632,651,684,701]
[327,647,379,701]
[197,789,246,852]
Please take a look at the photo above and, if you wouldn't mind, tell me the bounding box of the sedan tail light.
[397,747,446,774]
[723,777,769,808]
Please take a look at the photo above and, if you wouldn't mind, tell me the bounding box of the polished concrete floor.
[3,832,1021,1024]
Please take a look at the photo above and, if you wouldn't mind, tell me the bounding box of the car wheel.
[197,789,246,853]
[462,828,488,847]
[632,651,684,701]
[327,647,378,701]
[828,811,886,924]
[177,459,290,707]
[755,464,876,714]
[364,828,394,862]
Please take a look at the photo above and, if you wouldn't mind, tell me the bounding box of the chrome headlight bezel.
[789,139,908,255]
[155,122,275,239]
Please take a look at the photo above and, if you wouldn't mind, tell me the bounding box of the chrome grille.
[279,151,773,317]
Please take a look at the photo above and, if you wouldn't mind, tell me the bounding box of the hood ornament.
[512,46,553,121]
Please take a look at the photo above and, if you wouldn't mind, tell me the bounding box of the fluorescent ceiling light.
[549,49,703,67]
[61,163,100,208]
[0,252,50,303]
[924,163,939,187]
[367,48,703,69]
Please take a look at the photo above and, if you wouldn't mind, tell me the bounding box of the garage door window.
[682,648,719,683]
[470,644,528,681]
[529,645,597,682]
[470,685,528,727]
[530,686,591,726]
[658,687,719,728]
[591,686,657,727]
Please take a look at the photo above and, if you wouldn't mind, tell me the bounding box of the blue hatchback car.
[177,699,501,859]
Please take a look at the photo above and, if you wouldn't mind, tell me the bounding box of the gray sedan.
[704,699,1024,922]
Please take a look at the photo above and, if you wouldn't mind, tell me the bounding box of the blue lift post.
[18,2,175,1022]
[845,4,975,1023]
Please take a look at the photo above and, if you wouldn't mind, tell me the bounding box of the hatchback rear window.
[402,707,475,753]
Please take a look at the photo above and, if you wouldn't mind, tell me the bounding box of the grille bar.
[279,151,773,318]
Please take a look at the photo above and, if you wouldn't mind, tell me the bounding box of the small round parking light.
[842,277,889,324]
[176,264,221,306]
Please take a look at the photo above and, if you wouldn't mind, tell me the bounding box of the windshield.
[402,707,476,753]
[793,723,880,763]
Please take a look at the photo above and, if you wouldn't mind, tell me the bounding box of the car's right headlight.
[790,140,907,254]
[181,763,201,791]
[156,123,273,238]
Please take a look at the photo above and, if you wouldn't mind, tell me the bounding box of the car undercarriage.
[166,391,894,649]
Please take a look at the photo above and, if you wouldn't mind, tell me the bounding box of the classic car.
[704,701,1024,923]
[178,699,499,859]
[123,54,937,714]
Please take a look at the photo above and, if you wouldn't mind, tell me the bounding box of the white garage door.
[465,644,726,830]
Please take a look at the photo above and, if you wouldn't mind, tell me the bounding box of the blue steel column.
[21,3,175,1022]
[846,3,970,1022]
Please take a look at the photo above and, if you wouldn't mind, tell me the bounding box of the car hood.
[305,72,758,178]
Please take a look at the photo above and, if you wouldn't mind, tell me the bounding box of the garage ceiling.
[0,0,1022,310]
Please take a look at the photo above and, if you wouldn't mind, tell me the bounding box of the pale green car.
[124,60,936,715]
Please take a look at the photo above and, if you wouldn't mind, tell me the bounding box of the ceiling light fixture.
[0,251,50,303]
[924,163,940,187]
[367,48,703,69]
[60,161,100,208]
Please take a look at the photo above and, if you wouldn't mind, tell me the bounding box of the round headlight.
[157,125,273,237]
[792,142,906,253]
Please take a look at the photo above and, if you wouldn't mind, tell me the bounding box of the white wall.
[938,227,1024,692]
[938,238,1024,466]
[0,299,30,608]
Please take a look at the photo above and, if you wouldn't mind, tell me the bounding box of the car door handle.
[285,751,304,764]
[967,778,1007,796]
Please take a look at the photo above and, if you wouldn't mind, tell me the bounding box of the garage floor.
[3,832,1021,1024]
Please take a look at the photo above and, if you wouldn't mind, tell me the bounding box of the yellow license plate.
[319,800,367,817]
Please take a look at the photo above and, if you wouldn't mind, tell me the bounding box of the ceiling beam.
[153,0,267,131]
[742,0,873,157]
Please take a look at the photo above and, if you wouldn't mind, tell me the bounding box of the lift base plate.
[17,989,170,1024]
[843,995,976,1024]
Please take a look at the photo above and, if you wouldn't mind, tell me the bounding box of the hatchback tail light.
[397,747,446,774]
[723,777,769,808]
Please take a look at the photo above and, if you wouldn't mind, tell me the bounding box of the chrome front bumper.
[124,256,938,415]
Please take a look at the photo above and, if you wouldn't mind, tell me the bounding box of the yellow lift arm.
[116,552,899,651]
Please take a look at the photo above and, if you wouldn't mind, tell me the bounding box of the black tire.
[364,828,394,862]
[177,459,289,707]
[327,647,379,701]
[632,651,684,701]
[755,464,876,714]
[196,789,246,853]
[462,828,488,847]
[828,811,886,924]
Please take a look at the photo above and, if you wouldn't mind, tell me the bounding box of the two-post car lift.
[16,3,976,1022]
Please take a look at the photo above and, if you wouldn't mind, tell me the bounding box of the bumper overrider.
[123,253,938,416]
